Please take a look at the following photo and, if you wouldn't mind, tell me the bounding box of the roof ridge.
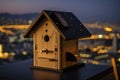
[43,10,73,14]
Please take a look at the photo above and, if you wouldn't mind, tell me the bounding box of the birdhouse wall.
[63,39,78,53]
[60,38,78,68]
[33,19,61,70]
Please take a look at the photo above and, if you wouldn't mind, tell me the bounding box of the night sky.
[0,0,120,25]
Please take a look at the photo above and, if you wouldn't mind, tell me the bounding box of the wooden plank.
[111,57,119,80]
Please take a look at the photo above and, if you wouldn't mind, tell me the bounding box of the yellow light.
[3,52,9,59]
[104,35,109,39]
[104,27,112,32]
[92,60,99,65]
[83,61,87,63]
[22,51,28,55]
[118,58,120,62]
[10,52,16,56]
[98,34,103,38]
[28,20,33,24]
[0,53,3,58]
[0,44,2,53]
[118,50,120,53]
[92,48,98,52]
[98,49,107,54]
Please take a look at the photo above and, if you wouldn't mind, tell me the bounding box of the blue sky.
[0,0,120,25]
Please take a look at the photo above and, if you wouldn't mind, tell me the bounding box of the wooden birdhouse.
[24,10,91,71]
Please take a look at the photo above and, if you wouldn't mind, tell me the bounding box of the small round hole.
[46,23,48,26]
[44,35,49,42]
[45,29,48,32]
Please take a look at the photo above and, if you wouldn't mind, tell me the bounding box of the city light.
[28,20,33,24]
[0,53,3,58]
[22,51,28,56]
[0,44,2,53]
[104,27,112,32]
[3,52,9,59]
[0,53,9,59]
[118,58,120,62]
[98,34,103,38]
[80,53,91,58]
[118,50,120,53]
[92,60,99,65]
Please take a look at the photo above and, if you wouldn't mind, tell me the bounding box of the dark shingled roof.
[24,10,91,40]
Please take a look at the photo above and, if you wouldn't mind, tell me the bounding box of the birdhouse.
[24,10,91,71]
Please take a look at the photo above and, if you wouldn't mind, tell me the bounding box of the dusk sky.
[0,0,120,25]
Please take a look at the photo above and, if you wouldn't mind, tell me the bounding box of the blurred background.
[0,0,120,66]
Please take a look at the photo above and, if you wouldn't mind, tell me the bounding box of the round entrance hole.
[44,35,50,42]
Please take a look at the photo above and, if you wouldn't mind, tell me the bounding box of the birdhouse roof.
[24,10,91,40]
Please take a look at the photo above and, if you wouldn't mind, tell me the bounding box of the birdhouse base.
[31,63,85,72]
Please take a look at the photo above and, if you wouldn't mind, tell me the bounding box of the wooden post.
[111,57,119,80]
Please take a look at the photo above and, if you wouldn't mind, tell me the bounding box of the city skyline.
[0,0,120,25]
